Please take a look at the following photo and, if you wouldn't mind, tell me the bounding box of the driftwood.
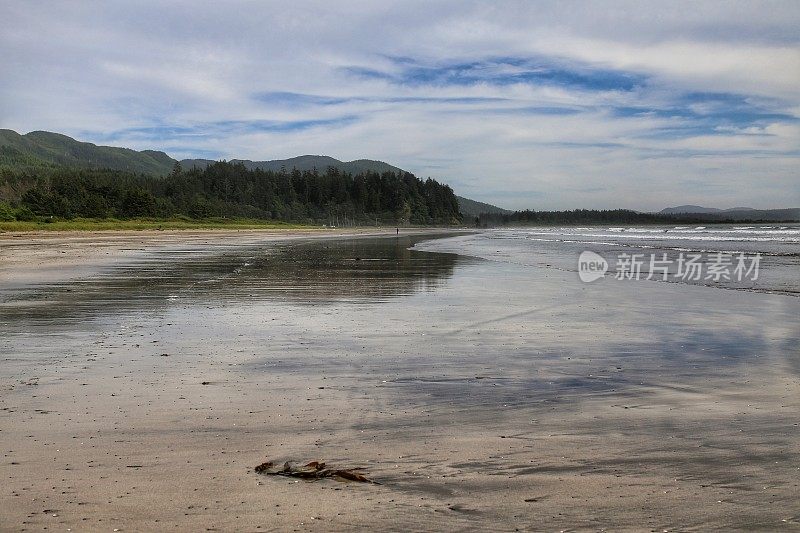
[254,460,380,484]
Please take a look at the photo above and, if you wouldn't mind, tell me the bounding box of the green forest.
[474,209,676,226]
[0,160,462,225]
[471,208,793,226]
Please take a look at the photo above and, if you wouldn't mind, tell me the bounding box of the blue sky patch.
[343,56,648,92]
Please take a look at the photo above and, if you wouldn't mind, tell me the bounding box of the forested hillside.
[0,129,405,177]
[6,162,461,225]
[455,195,509,217]
[0,129,462,225]
[0,129,175,175]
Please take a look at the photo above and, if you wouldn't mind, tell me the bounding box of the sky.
[1,1,799,211]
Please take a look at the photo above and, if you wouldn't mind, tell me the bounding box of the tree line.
[471,209,774,226]
[0,161,462,225]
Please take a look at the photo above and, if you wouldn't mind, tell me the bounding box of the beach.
[1,229,798,531]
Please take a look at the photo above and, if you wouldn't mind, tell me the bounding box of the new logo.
[578,251,608,282]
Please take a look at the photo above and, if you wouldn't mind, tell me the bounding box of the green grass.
[0,217,316,232]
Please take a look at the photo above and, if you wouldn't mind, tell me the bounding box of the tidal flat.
[1,230,798,531]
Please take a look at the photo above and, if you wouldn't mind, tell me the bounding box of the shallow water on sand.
[1,233,798,530]
[0,234,464,324]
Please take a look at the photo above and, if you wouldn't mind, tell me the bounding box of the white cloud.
[0,0,798,210]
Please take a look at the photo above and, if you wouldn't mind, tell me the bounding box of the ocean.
[413,224,800,295]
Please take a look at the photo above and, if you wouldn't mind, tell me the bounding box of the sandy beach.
[1,230,798,531]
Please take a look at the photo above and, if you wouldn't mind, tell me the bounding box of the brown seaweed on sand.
[254,460,380,484]
[253,461,274,474]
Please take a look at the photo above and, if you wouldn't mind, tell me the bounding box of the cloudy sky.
[2,1,799,210]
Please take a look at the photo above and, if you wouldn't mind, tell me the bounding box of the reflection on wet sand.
[0,234,463,323]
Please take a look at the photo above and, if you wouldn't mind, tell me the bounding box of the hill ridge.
[179,155,404,176]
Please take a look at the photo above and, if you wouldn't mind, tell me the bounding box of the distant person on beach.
[396,227,399,235]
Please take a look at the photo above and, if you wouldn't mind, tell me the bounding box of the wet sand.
[0,228,425,286]
[1,231,798,531]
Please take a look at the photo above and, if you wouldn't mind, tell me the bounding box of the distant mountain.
[455,195,510,217]
[0,129,175,175]
[661,205,723,214]
[660,205,765,214]
[180,155,404,176]
[661,205,798,221]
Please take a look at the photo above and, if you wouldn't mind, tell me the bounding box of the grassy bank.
[0,218,316,232]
